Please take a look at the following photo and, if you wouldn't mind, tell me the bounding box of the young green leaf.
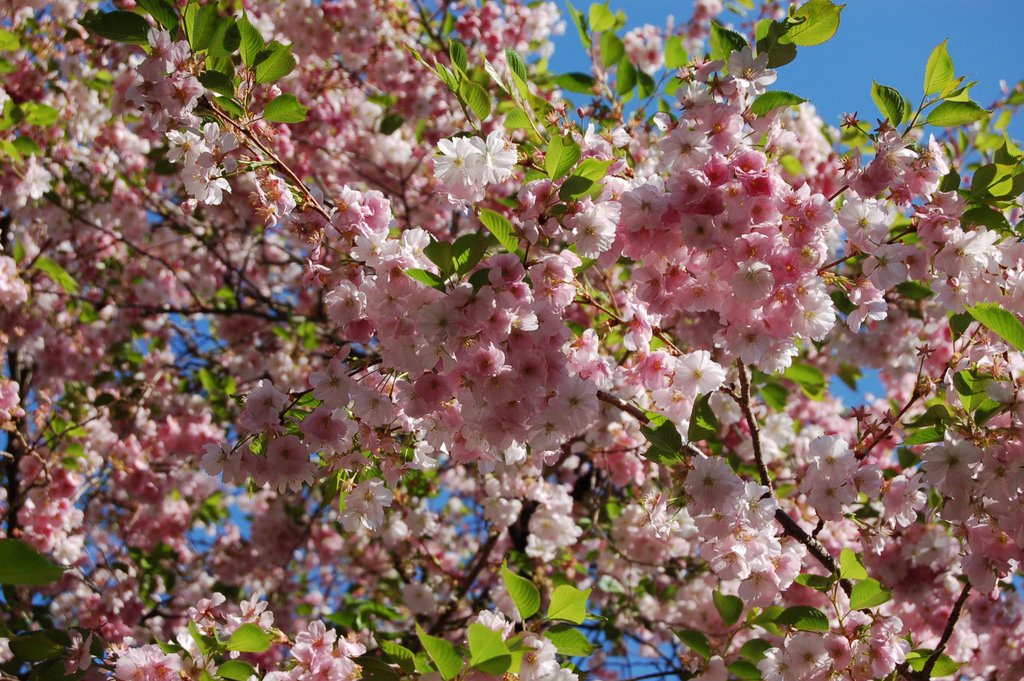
[554,72,597,95]
[188,4,220,51]
[255,43,297,84]
[547,585,591,624]
[263,94,308,123]
[545,135,582,180]
[33,256,78,294]
[600,33,625,68]
[839,548,869,580]
[136,0,179,32]
[80,11,151,45]
[226,624,273,653]
[674,630,711,659]
[416,624,463,681]
[665,35,688,69]
[712,590,743,626]
[404,268,447,290]
[924,39,954,95]
[501,562,541,620]
[478,209,519,253]
[237,14,265,66]
[217,661,258,681]
[468,623,511,674]
[781,0,845,46]
[926,100,988,127]
[967,302,1024,351]
[463,82,493,123]
[776,605,829,631]
[751,91,807,116]
[545,624,596,656]
[449,41,468,73]
[849,577,892,610]
[0,539,64,585]
[709,21,748,62]
[871,81,907,124]
[588,3,616,32]
[616,55,637,96]
[687,393,720,442]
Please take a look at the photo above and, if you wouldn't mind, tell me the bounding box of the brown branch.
[429,531,500,634]
[914,582,971,680]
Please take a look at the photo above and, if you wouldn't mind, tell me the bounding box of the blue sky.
[550,0,1024,136]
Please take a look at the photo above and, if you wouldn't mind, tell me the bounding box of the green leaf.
[781,0,845,46]
[839,548,868,580]
[218,660,257,681]
[554,72,597,95]
[424,239,454,277]
[255,42,297,84]
[21,102,59,127]
[738,638,773,663]
[0,29,21,51]
[237,14,265,66]
[452,233,489,275]
[545,135,582,180]
[967,302,1024,350]
[379,640,416,673]
[81,10,151,44]
[782,363,826,399]
[687,393,720,442]
[468,623,511,674]
[564,2,589,47]
[640,412,683,459]
[588,3,616,32]
[924,39,954,95]
[751,90,807,116]
[665,35,688,69]
[504,107,532,130]
[728,660,762,680]
[794,572,835,591]
[674,630,711,660]
[263,94,308,123]
[207,17,240,59]
[926,100,988,127]
[871,81,907,124]
[953,369,989,413]
[478,209,519,253]
[199,70,235,98]
[416,624,463,681]
[559,175,598,201]
[33,256,78,294]
[710,21,748,62]
[0,539,63,585]
[226,624,273,653]
[8,632,63,661]
[547,585,591,624]
[849,577,892,610]
[449,41,468,73]
[616,55,637,96]
[459,80,491,121]
[136,0,178,32]
[600,33,625,69]
[501,561,541,620]
[380,112,404,135]
[713,590,743,626]
[545,624,595,657]
[404,268,447,290]
[906,649,962,677]
[903,426,945,446]
[359,658,401,681]
[776,605,829,632]
[505,49,528,83]
[188,4,220,51]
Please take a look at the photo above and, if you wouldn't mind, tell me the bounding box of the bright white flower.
[471,130,517,184]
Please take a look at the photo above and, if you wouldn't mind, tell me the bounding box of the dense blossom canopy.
[1,1,1024,681]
